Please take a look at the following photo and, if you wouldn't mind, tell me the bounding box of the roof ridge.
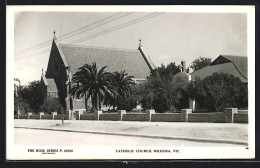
[231,62,248,80]
[220,55,247,58]
[59,43,139,52]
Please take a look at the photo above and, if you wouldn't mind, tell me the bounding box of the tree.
[116,96,137,111]
[14,78,21,98]
[187,73,248,111]
[14,98,32,115]
[40,97,62,114]
[133,62,189,112]
[190,57,212,71]
[111,70,135,110]
[70,62,115,111]
[113,71,134,98]
[152,62,180,82]
[18,80,45,113]
[131,81,153,110]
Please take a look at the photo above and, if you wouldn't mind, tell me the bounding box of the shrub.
[117,97,137,111]
[14,100,32,115]
[40,97,62,114]
[187,73,248,112]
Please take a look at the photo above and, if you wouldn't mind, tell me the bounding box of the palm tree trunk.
[98,93,101,110]
[84,94,88,112]
[94,94,98,111]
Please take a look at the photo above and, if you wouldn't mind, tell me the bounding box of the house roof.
[46,79,58,92]
[210,55,248,78]
[59,44,151,79]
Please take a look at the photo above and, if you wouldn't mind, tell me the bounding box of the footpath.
[14,119,248,146]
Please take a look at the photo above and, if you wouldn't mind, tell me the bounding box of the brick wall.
[122,113,147,121]
[54,114,63,120]
[29,115,40,119]
[188,113,225,123]
[233,113,248,123]
[19,115,28,119]
[99,113,118,121]
[80,114,96,120]
[41,115,52,120]
[151,113,181,122]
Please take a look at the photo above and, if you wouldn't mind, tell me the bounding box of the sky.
[13,10,247,85]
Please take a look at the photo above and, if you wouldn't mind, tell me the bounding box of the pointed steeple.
[53,30,56,40]
[138,39,155,71]
[139,38,142,47]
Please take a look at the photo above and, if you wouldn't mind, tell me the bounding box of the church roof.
[59,44,151,79]
[210,55,248,78]
[46,79,58,92]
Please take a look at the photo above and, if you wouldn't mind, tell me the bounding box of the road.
[14,128,243,147]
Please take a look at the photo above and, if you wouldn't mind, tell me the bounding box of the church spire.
[138,39,154,71]
[53,30,56,39]
[139,38,142,47]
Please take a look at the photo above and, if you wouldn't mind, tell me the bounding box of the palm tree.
[111,70,135,108]
[69,62,115,111]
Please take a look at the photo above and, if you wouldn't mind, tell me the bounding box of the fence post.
[17,107,20,119]
[27,112,32,119]
[51,112,57,120]
[95,111,102,120]
[181,109,192,122]
[39,112,44,120]
[146,109,155,121]
[225,108,237,123]
[118,110,126,121]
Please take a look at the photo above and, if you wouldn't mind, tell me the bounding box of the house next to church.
[191,55,248,83]
[40,36,155,119]
[188,55,248,111]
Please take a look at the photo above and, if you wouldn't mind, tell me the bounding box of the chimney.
[178,65,182,72]
[181,61,186,73]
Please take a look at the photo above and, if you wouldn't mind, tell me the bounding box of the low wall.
[99,113,118,121]
[151,113,181,122]
[41,115,52,120]
[233,113,248,123]
[54,114,63,120]
[80,114,96,120]
[122,113,146,121]
[188,112,225,123]
[29,115,40,120]
[19,115,28,119]
[13,109,248,124]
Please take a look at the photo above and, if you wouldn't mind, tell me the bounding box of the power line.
[15,12,135,58]
[15,12,123,55]
[69,12,164,44]
[16,12,164,61]
[15,49,51,61]
[58,12,134,43]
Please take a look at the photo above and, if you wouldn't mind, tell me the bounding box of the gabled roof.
[210,55,247,78]
[59,44,151,79]
[46,79,58,92]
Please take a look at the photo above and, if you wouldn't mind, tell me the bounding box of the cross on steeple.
[53,30,56,37]
[139,38,142,47]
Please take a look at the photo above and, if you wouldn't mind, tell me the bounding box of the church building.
[41,35,155,119]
